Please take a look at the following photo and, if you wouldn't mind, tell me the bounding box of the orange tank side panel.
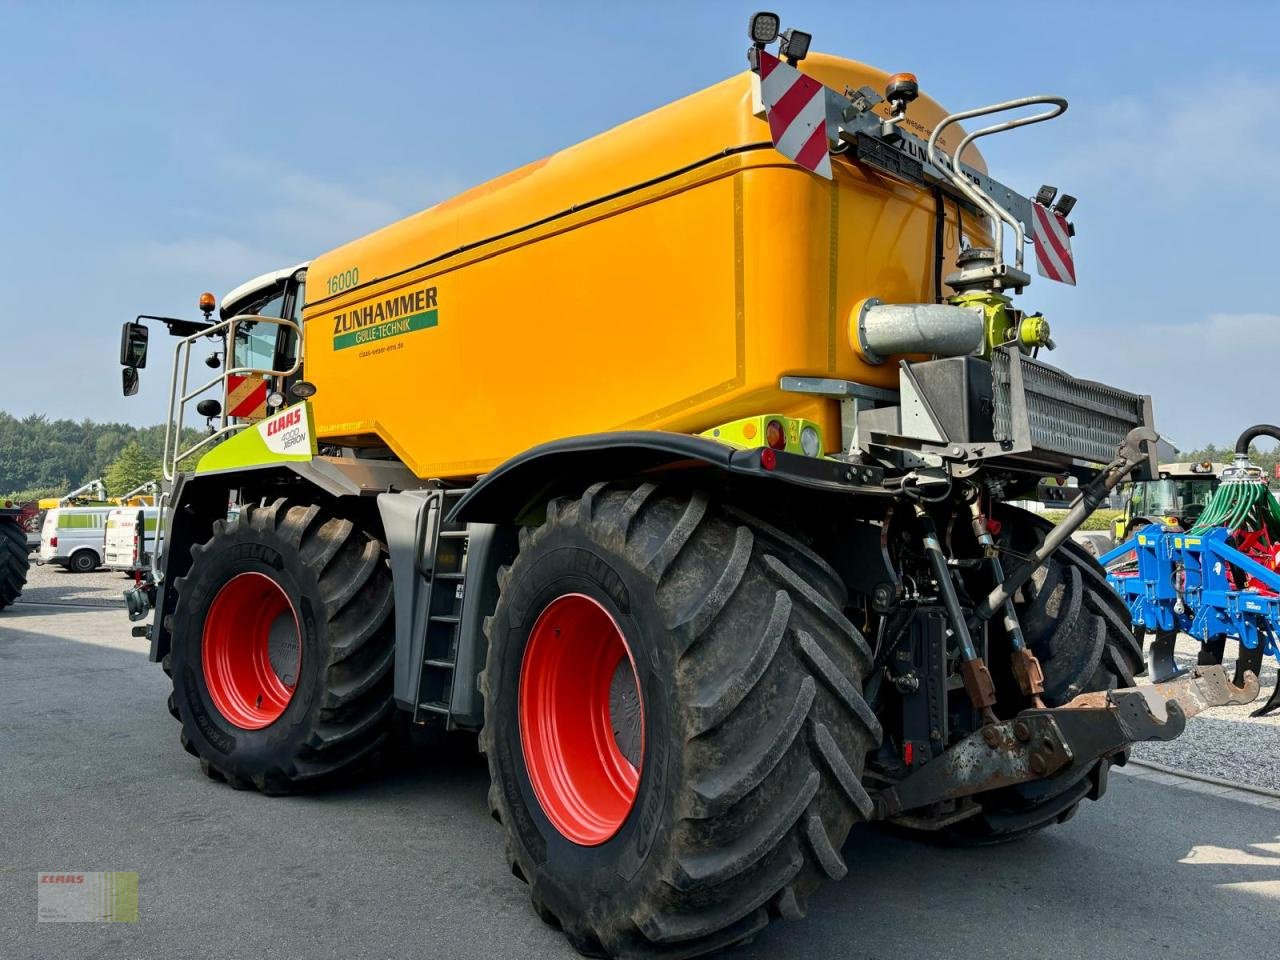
[305,155,985,480]
[302,54,991,480]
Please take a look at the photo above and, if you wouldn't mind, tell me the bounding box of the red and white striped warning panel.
[1031,204,1076,286]
[226,373,269,420]
[758,50,831,179]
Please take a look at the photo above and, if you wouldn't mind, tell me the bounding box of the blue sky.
[2,0,1277,449]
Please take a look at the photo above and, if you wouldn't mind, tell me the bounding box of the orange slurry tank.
[302,53,988,480]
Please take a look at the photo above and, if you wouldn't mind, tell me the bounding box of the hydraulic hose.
[1187,424,1280,537]
[1234,424,1280,456]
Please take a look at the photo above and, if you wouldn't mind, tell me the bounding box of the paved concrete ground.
[3,595,1278,959]
[17,561,135,607]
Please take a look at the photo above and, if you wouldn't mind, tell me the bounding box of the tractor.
[1112,460,1223,540]
[117,14,1256,957]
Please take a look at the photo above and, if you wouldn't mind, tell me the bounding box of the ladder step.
[434,571,465,580]
[438,530,469,539]
[424,658,455,669]
[431,614,461,624]
[418,701,450,716]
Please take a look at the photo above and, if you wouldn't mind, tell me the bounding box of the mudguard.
[450,430,885,525]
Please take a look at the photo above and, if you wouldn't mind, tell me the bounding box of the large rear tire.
[481,484,881,958]
[0,518,27,609]
[167,498,395,794]
[944,504,1143,843]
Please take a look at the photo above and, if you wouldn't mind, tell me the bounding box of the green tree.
[104,440,161,498]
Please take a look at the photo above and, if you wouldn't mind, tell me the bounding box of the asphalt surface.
[3,579,1279,959]
[16,561,137,607]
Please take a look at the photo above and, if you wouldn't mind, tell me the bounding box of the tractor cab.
[219,264,308,416]
[118,262,309,483]
[1114,460,1223,538]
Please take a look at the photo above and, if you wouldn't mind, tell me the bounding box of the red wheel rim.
[519,593,644,846]
[202,572,301,730]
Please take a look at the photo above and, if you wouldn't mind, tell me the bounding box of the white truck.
[103,506,159,575]
[38,506,113,573]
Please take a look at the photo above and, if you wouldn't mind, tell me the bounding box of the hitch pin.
[968,497,1046,709]
[914,504,999,724]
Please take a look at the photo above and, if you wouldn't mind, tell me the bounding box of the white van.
[39,506,113,572]
[104,507,159,574]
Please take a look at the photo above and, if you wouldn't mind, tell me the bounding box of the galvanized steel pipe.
[852,298,985,365]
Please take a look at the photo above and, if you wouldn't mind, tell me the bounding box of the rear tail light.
[765,419,786,450]
[49,536,58,548]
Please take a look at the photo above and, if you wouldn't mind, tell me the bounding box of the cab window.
[231,290,285,372]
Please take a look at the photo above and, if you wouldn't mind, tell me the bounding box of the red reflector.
[50,536,58,548]
[760,448,777,470]
[765,418,786,450]
[903,741,914,766]
[987,517,1002,536]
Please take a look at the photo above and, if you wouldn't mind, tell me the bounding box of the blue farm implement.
[1102,424,1280,717]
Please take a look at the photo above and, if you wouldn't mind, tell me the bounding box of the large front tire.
[0,518,27,609]
[481,484,881,958]
[168,498,395,793]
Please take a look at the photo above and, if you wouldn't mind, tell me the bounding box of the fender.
[450,431,885,525]
[148,455,419,664]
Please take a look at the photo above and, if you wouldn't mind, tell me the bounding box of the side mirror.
[196,398,222,418]
[120,321,149,369]
[123,367,139,397]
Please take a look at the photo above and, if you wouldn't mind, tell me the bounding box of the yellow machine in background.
[36,478,158,511]
[119,15,1251,960]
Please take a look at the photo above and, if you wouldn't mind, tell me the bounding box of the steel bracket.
[873,665,1257,819]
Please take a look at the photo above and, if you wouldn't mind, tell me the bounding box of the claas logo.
[265,408,302,437]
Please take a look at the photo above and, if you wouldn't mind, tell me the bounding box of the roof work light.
[778,28,811,64]
[749,11,780,46]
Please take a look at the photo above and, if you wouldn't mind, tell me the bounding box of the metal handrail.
[926,96,1067,272]
[152,313,302,581]
[161,313,302,482]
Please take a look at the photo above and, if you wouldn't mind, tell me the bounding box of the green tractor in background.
[1041,460,1224,558]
